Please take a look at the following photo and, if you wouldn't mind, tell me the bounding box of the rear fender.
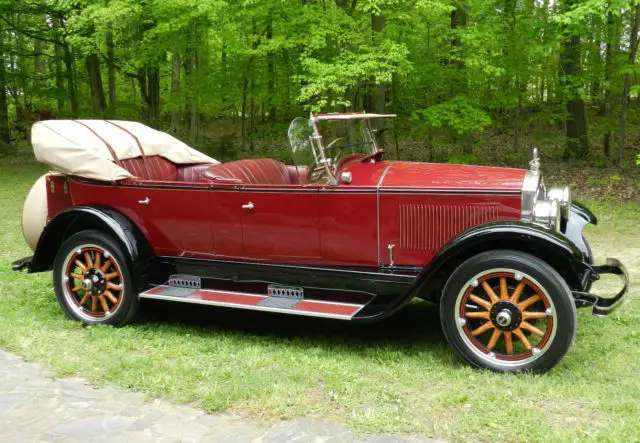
[30,206,153,290]
[410,221,590,301]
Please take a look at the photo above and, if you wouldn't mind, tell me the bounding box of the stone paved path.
[0,351,439,443]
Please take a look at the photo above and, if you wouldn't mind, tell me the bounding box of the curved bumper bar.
[11,256,33,273]
[572,258,629,317]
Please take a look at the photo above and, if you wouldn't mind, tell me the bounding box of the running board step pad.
[139,285,366,320]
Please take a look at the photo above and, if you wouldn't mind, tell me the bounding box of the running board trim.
[139,285,366,320]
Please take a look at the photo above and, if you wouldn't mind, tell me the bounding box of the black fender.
[29,206,153,290]
[406,219,596,307]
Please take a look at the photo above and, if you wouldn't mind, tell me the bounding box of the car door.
[239,184,321,260]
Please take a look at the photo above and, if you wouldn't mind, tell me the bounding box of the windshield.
[287,113,394,184]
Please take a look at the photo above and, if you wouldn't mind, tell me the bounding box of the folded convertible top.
[31,120,219,181]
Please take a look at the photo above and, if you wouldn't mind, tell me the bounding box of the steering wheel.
[323,137,344,152]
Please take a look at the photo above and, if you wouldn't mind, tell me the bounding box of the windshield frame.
[307,112,396,185]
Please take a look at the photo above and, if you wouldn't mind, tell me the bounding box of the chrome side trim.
[520,170,541,222]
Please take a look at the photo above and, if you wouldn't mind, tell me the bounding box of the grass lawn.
[0,158,638,442]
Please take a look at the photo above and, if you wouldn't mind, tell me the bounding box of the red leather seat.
[176,164,214,182]
[204,158,295,185]
[119,155,178,181]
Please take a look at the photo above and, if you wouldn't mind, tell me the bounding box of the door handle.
[242,202,254,210]
[138,197,151,205]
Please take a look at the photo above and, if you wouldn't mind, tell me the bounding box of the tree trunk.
[266,22,276,121]
[619,4,640,168]
[85,53,107,115]
[54,30,65,112]
[370,13,386,144]
[61,39,78,116]
[0,26,10,145]
[560,4,588,159]
[602,11,615,158]
[147,66,160,121]
[170,51,181,132]
[106,30,116,115]
[34,33,46,91]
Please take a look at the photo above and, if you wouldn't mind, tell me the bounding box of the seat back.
[204,158,294,185]
[119,155,178,181]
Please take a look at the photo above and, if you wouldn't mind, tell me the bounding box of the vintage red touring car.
[12,114,628,373]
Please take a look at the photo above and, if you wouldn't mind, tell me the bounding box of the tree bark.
[266,21,276,121]
[147,66,160,120]
[560,2,588,159]
[370,13,386,144]
[85,52,107,115]
[170,51,181,132]
[602,9,617,159]
[0,26,10,145]
[53,26,65,112]
[619,4,640,168]
[106,30,116,115]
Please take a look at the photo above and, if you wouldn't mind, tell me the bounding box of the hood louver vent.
[399,204,499,251]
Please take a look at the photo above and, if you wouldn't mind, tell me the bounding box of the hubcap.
[61,244,124,320]
[496,309,512,327]
[454,269,557,367]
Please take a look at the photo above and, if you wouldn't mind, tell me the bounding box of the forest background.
[1,0,639,201]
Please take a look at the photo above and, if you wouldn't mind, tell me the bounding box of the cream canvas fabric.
[32,120,219,181]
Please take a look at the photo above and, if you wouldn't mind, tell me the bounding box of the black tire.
[440,250,576,373]
[53,230,138,326]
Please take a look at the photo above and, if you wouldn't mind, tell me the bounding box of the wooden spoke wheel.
[456,270,555,362]
[53,230,138,326]
[440,250,576,373]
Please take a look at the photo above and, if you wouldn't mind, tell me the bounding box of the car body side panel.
[378,193,522,266]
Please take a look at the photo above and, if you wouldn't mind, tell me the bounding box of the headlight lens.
[533,199,561,231]
[547,186,571,220]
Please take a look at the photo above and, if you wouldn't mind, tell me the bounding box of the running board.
[139,285,367,320]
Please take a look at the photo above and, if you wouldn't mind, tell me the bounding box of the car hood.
[376,161,526,192]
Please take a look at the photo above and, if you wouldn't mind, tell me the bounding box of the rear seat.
[120,156,298,185]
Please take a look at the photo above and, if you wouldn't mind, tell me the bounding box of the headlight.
[533,199,561,231]
[547,186,571,220]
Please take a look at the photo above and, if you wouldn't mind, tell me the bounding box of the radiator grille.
[398,204,499,251]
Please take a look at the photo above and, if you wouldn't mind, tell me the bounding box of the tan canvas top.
[31,120,219,181]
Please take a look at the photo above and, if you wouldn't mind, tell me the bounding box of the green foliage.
[445,153,478,165]
[412,97,492,136]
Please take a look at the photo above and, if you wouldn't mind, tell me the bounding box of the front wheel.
[440,250,576,373]
[53,230,138,326]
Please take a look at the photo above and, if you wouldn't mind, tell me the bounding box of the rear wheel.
[440,250,576,373]
[53,230,138,326]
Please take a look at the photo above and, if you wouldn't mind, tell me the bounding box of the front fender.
[29,206,153,281]
[409,219,591,301]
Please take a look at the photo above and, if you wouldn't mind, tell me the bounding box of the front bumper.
[11,256,32,273]
[573,258,629,316]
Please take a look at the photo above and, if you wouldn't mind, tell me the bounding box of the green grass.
[0,159,639,442]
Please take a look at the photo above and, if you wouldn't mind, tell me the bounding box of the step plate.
[139,285,365,320]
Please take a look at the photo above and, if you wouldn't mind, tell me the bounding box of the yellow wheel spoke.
[91,296,98,312]
[518,295,540,311]
[71,286,82,292]
[70,273,84,281]
[472,321,494,337]
[74,260,87,272]
[104,290,118,304]
[79,293,91,306]
[482,281,500,304]
[106,282,121,291]
[99,295,109,312]
[513,328,532,350]
[100,258,112,273]
[520,321,545,337]
[84,252,93,269]
[465,311,490,319]
[94,252,102,269]
[499,277,508,300]
[469,294,491,310]
[504,332,513,354]
[105,271,120,281]
[509,281,525,303]
[522,311,547,320]
[487,329,502,350]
